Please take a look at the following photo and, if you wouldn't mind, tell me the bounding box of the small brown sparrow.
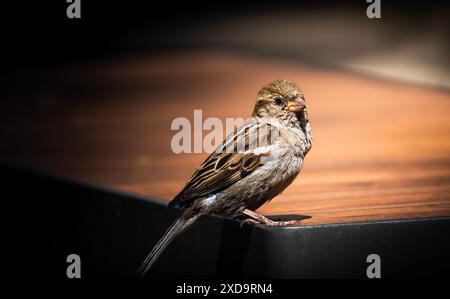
[139,79,312,276]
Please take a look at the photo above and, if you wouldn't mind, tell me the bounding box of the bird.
[138,79,313,276]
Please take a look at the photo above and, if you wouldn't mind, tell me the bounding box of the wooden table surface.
[2,51,450,225]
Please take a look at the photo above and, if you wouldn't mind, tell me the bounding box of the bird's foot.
[262,219,300,227]
[242,209,301,227]
[239,218,259,228]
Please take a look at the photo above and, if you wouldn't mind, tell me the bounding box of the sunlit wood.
[2,52,449,225]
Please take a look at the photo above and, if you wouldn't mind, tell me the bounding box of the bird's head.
[252,80,308,127]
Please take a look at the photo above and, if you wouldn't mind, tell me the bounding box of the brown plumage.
[138,79,313,276]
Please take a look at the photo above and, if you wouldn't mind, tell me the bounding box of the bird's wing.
[169,119,276,207]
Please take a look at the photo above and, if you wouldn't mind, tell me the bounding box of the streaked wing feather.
[169,120,274,207]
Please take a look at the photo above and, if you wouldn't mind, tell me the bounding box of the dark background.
[2,0,448,66]
[1,0,448,100]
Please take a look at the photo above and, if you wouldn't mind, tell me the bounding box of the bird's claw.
[241,209,302,227]
[239,218,259,228]
[264,219,301,227]
[239,218,300,227]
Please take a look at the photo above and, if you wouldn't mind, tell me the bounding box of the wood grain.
[1,51,449,225]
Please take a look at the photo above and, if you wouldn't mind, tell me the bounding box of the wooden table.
[2,51,449,225]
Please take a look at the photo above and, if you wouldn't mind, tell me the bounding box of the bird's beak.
[287,97,306,112]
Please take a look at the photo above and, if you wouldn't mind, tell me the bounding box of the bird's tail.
[137,211,201,277]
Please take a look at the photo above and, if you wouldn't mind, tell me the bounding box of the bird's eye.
[274,98,284,106]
